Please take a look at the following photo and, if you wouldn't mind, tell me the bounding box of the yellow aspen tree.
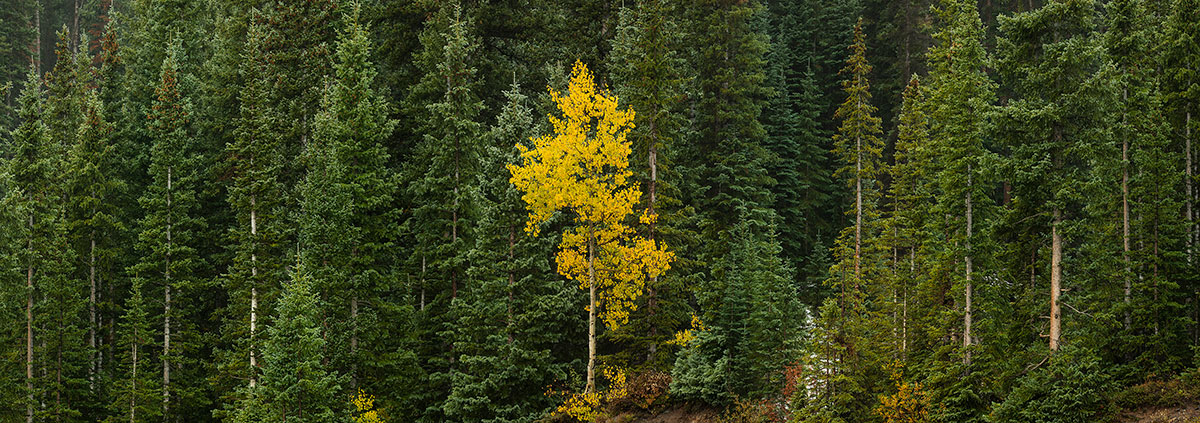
[509,60,674,395]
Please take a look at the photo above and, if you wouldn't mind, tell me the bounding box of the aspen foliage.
[874,362,931,423]
[508,60,674,330]
[352,390,385,423]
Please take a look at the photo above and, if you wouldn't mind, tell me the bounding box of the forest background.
[0,0,1198,422]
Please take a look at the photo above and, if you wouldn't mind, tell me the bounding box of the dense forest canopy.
[0,0,1198,422]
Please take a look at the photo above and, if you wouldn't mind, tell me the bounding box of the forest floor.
[600,406,720,423]
[1118,404,1200,423]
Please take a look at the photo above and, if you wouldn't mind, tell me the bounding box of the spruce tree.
[1105,0,1189,377]
[128,39,205,423]
[215,18,287,404]
[763,4,837,306]
[670,217,800,404]
[797,19,887,422]
[66,88,122,420]
[106,278,159,423]
[606,0,693,370]
[922,4,998,403]
[445,82,579,423]
[403,4,486,420]
[1162,0,1200,352]
[241,264,346,423]
[33,29,89,422]
[298,3,401,405]
[995,0,1115,352]
[6,66,58,423]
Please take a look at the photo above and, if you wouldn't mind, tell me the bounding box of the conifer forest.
[3,0,1200,422]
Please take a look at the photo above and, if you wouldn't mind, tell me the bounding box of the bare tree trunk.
[89,231,96,392]
[34,5,41,75]
[855,134,863,280]
[249,192,258,388]
[26,215,34,423]
[351,294,357,388]
[72,0,80,52]
[647,118,659,361]
[130,331,137,423]
[585,231,597,394]
[1050,209,1062,351]
[163,166,172,418]
[964,169,974,364]
[1186,110,1193,263]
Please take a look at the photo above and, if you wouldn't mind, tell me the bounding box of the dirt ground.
[1118,404,1200,423]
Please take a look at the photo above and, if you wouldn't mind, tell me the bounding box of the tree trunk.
[34,5,41,75]
[249,192,258,387]
[130,332,137,423]
[1122,96,1132,330]
[964,168,973,364]
[855,133,863,281]
[647,118,659,361]
[72,0,80,52]
[26,215,34,423]
[585,231,597,394]
[163,166,172,417]
[1186,110,1193,263]
[1050,208,1062,351]
[89,231,96,392]
[350,294,358,388]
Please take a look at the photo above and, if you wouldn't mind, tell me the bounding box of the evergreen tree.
[1162,0,1200,355]
[128,39,205,422]
[995,0,1115,352]
[403,4,485,420]
[1104,0,1189,378]
[33,29,88,422]
[298,3,402,408]
[236,264,346,423]
[65,87,122,420]
[106,278,159,423]
[670,217,800,404]
[763,4,837,305]
[797,19,887,422]
[880,75,929,366]
[6,66,58,423]
[606,0,694,370]
[444,82,579,423]
[215,17,287,406]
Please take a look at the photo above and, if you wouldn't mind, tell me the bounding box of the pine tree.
[241,264,346,423]
[216,17,287,403]
[106,277,159,423]
[606,0,693,370]
[445,82,580,423]
[299,2,400,404]
[403,4,486,420]
[996,0,1115,352]
[128,39,205,422]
